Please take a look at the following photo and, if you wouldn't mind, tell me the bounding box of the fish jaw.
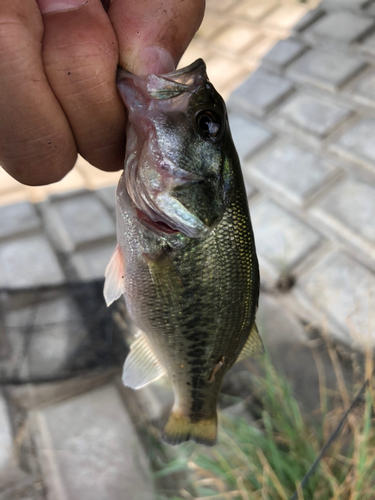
[117,59,228,239]
[123,126,209,238]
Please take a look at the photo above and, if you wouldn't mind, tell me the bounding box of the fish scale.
[104,59,263,446]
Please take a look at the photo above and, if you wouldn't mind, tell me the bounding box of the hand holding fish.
[0,0,204,185]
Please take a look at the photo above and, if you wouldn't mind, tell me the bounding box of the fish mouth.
[135,207,180,235]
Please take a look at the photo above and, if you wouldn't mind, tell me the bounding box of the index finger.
[108,0,205,75]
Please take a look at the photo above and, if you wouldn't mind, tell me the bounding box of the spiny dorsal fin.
[236,322,264,362]
[122,331,166,389]
[104,244,124,306]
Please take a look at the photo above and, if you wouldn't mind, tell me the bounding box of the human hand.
[0,0,205,186]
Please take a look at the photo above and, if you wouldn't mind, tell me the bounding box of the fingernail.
[135,47,175,76]
[36,0,88,14]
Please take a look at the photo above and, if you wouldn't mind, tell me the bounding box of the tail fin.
[162,411,217,446]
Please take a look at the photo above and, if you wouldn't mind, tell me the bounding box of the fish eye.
[196,110,221,139]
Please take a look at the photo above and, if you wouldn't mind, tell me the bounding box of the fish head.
[117,59,236,239]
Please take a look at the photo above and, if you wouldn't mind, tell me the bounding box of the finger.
[0,0,77,186]
[108,0,205,74]
[39,0,126,172]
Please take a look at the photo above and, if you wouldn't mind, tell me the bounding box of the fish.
[104,59,263,446]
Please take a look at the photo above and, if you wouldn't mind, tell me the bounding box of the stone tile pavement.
[1,0,375,498]
[228,0,375,349]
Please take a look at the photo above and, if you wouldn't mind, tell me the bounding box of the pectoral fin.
[236,322,264,362]
[144,248,184,300]
[104,244,124,306]
[123,331,166,389]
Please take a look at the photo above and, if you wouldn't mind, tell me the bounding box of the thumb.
[108,0,205,75]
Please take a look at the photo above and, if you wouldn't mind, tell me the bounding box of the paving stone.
[44,192,116,252]
[292,8,326,33]
[70,242,116,280]
[213,24,261,54]
[195,13,227,40]
[298,250,375,345]
[287,49,366,91]
[228,69,294,117]
[321,0,371,10]
[228,114,273,162]
[0,316,10,359]
[246,35,280,63]
[96,185,117,213]
[232,0,277,21]
[28,169,86,204]
[244,183,256,199]
[256,294,325,413]
[256,293,358,415]
[264,4,311,30]
[205,0,239,14]
[311,174,375,249]
[75,157,122,190]
[245,141,338,205]
[276,92,352,138]
[5,296,87,379]
[32,384,154,500]
[250,198,321,279]
[359,31,375,55]
[0,203,41,240]
[309,11,374,43]
[136,381,174,424]
[332,118,375,168]
[205,55,248,94]
[0,235,65,289]
[0,394,12,473]
[0,169,24,196]
[365,2,375,17]
[261,38,307,71]
[352,69,375,106]
[0,481,45,500]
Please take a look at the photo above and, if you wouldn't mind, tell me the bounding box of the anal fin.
[104,244,124,306]
[123,331,166,389]
[236,322,264,362]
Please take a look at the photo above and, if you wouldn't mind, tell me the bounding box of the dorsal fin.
[236,322,264,362]
[123,331,166,389]
[104,244,124,306]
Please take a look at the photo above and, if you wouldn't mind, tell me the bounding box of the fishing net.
[0,280,129,384]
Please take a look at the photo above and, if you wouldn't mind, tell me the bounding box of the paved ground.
[1,0,375,498]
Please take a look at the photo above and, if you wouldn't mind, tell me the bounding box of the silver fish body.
[104,59,263,446]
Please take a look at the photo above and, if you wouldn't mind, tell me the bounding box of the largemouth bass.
[104,59,263,446]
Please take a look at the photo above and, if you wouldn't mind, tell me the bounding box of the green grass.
[153,350,375,500]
